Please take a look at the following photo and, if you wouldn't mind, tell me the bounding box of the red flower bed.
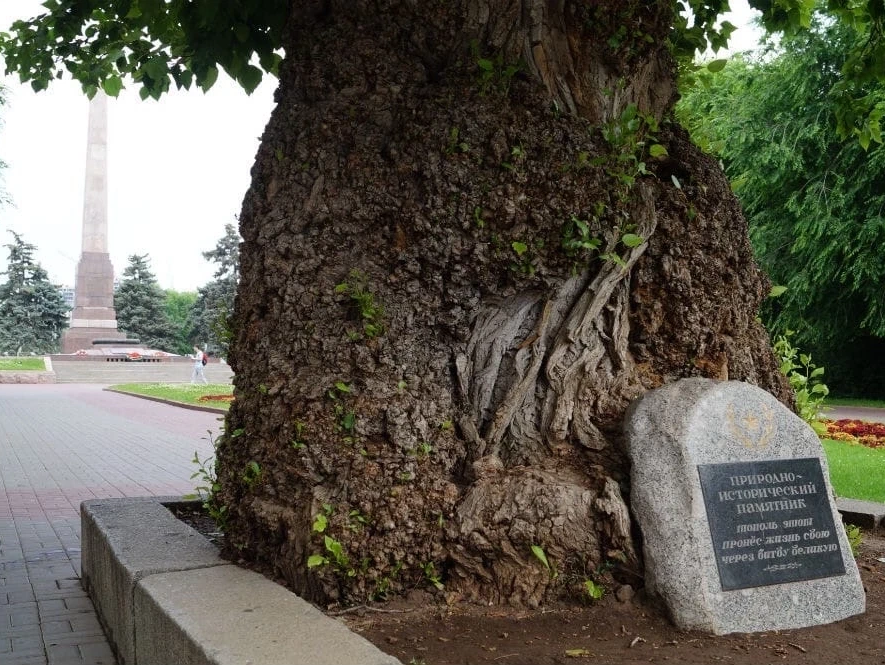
[823,419,885,449]
[197,394,235,403]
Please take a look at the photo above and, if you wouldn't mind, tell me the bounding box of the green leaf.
[334,381,351,393]
[306,554,327,568]
[238,64,263,94]
[530,544,550,571]
[324,536,348,566]
[312,513,327,533]
[102,75,123,97]
[583,579,605,600]
[477,58,494,71]
[706,58,728,73]
[769,285,788,298]
[144,56,168,81]
[234,23,250,43]
[199,65,219,91]
[621,233,643,248]
[511,241,528,256]
[565,648,592,658]
[175,70,194,90]
[648,143,668,158]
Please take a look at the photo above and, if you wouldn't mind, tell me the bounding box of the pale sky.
[0,1,761,292]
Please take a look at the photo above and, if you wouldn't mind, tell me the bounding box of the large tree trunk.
[218,0,790,607]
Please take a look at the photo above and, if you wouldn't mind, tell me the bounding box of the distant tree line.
[678,15,885,398]
[115,223,240,356]
[0,224,240,357]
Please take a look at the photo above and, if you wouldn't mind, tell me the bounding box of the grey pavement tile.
[36,599,69,616]
[0,560,28,573]
[28,567,79,581]
[6,656,51,665]
[40,619,73,637]
[75,641,116,664]
[61,598,94,612]
[46,643,80,664]
[2,623,51,638]
[4,604,40,627]
[0,550,25,564]
[27,588,88,603]
[11,634,46,654]
[0,574,32,589]
[45,629,114,647]
[67,616,103,634]
[0,385,221,665]
[3,587,38,604]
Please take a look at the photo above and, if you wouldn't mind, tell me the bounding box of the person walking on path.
[191,345,208,385]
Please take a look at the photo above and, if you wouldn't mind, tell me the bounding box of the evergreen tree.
[189,223,239,356]
[0,86,8,209]
[114,254,176,351]
[164,289,197,355]
[0,231,68,354]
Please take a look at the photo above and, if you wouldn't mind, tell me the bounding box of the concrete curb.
[103,388,229,414]
[81,497,400,665]
[836,497,885,532]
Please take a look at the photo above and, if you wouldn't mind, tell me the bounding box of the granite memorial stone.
[625,378,864,634]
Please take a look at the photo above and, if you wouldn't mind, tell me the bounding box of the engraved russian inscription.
[698,458,845,591]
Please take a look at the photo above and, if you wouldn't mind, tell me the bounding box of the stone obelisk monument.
[62,92,126,353]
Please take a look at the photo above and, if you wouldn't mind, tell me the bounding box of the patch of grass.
[822,438,885,503]
[0,357,46,371]
[109,383,233,410]
[826,397,885,409]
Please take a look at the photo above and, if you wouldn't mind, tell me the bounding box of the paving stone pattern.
[0,385,220,664]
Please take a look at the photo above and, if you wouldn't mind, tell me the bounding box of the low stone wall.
[81,497,400,665]
[0,371,56,384]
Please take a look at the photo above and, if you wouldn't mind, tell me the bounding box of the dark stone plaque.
[697,458,845,591]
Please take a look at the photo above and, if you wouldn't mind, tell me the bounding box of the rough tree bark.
[217,0,791,607]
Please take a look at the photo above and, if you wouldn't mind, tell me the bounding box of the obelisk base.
[62,327,127,354]
[62,250,124,353]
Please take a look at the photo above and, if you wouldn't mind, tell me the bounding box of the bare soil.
[172,503,885,665]
[344,533,885,665]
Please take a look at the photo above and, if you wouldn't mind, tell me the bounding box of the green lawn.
[823,438,885,503]
[0,357,46,371]
[826,397,885,409]
[108,383,233,410]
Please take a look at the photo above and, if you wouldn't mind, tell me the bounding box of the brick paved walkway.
[0,385,221,664]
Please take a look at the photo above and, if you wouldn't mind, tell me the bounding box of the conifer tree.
[0,231,68,354]
[114,254,176,351]
[189,223,239,356]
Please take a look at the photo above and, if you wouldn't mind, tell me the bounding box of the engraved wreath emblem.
[726,402,775,451]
